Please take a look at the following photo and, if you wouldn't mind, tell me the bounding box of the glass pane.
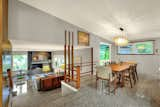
[118,45,133,54]
[53,55,64,68]
[135,41,153,54]
[118,41,154,54]
[13,55,28,71]
[2,55,12,72]
[100,43,110,65]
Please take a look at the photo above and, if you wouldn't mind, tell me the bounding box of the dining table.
[110,61,137,87]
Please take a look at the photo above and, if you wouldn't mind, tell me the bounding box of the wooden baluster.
[64,30,67,82]
[68,32,70,82]
[76,66,80,89]
[91,47,93,75]
[71,32,74,80]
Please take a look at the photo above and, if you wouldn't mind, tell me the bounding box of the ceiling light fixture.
[114,27,128,46]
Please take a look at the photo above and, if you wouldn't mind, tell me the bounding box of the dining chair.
[124,65,133,88]
[109,61,116,64]
[96,66,117,94]
[133,64,138,80]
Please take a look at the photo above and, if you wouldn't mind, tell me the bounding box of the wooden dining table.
[110,62,137,87]
[110,63,130,73]
[110,61,137,72]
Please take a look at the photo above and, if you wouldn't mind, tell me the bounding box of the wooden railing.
[64,30,81,89]
[65,66,80,89]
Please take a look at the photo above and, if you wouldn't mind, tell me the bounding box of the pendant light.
[114,27,128,46]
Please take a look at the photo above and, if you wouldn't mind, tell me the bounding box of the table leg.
[121,71,124,87]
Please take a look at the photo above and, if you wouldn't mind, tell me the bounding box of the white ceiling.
[19,0,160,41]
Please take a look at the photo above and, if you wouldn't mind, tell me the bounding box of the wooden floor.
[10,74,160,107]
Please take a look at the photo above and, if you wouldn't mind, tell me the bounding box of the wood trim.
[91,47,93,75]
[0,0,3,105]
[129,39,155,43]
[0,51,2,107]
[64,30,67,82]
[0,0,8,106]
[2,0,8,41]
[71,32,74,80]
[0,0,3,43]
[68,31,70,81]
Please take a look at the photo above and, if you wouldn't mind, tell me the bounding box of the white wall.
[8,0,115,73]
[8,0,160,77]
[8,0,113,47]
[116,39,160,76]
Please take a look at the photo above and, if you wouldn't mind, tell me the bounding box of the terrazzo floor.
[11,74,160,107]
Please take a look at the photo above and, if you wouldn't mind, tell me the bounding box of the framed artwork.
[78,31,90,46]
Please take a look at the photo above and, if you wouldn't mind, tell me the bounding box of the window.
[53,55,64,69]
[13,54,28,71]
[2,55,12,72]
[100,43,111,65]
[118,41,154,55]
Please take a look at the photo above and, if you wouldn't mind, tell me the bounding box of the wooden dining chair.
[133,64,138,80]
[96,66,117,94]
[124,66,133,88]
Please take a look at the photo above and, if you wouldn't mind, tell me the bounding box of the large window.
[100,43,111,65]
[2,55,12,72]
[13,54,28,71]
[118,41,154,55]
[53,55,64,69]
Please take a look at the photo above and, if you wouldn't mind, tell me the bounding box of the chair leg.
[129,72,133,88]
[96,78,98,89]
[108,81,110,95]
[102,80,104,92]
[134,66,138,80]
[135,70,138,80]
[132,71,136,85]
[114,78,117,95]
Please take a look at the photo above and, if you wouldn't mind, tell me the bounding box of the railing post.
[68,31,70,82]
[91,47,93,75]
[64,30,67,82]
[71,32,74,80]
[76,66,80,89]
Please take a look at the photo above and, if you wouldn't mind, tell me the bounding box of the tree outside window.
[2,55,12,72]
[100,43,111,65]
[13,55,27,71]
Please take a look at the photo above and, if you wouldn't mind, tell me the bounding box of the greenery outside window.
[100,43,111,65]
[13,54,28,71]
[2,55,12,73]
[53,55,64,69]
[118,41,154,55]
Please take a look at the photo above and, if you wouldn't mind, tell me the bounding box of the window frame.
[99,42,112,64]
[2,54,12,73]
[12,53,28,71]
[117,40,155,55]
